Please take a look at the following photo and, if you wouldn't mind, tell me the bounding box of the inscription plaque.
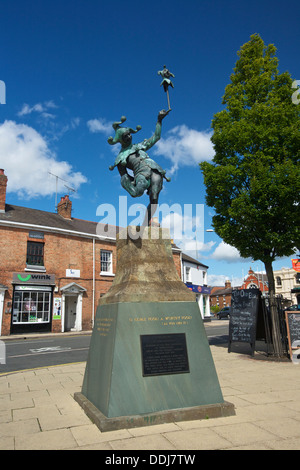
[140,333,190,377]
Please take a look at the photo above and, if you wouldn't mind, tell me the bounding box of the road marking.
[29,346,72,353]
[8,347,89,359]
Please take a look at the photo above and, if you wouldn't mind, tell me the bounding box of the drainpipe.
[92,237,95,327]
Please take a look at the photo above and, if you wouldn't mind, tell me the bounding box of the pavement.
[1,327,300,450]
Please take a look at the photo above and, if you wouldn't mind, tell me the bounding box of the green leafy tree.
[200,34,300,357]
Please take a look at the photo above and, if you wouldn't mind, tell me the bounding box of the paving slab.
[1,343,300,450]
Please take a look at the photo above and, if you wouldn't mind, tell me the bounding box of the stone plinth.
[75,227,235,431]
[99,226,195,304]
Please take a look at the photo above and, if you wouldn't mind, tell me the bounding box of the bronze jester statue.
[108,109,171,225]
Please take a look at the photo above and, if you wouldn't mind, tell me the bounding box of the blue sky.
[0,0,299,286]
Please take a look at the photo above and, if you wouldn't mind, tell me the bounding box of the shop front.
[185,283,212,319]
[11,273,55,334]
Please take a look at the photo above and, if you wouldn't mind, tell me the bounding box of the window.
[276,276,282,286]
[248,283,258,289]
[185,266,191,283]
[12,287,52,324]
[100,250,113,274]
[26,241,44,267]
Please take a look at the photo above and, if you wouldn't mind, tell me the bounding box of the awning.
[291,287,300,293]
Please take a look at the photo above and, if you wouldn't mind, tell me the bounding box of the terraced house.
[0,170,185,336]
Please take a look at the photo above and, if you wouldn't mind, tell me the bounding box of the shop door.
[65,295,77,331]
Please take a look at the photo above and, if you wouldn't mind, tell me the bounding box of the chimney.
[225,280,231,289]
[57,195,72,219]
[0,169,8,213]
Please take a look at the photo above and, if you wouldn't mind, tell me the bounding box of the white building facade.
[181,253,211,320]
[273,267,300,306]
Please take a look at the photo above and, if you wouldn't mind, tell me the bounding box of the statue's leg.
[121,174,149,198]
[144,171,163,226]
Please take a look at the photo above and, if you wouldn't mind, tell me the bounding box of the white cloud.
[0,120,87,199]
[210,241,246,263]
[70,117,80,129]
[176,239,216,262]
[87,118,112,134]
[208,273,244,287]
[18,101,58,119]
[160,209,215,259]
[154,124,214,174]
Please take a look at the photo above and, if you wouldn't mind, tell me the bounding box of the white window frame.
[100,250,114,276]
[12,286,52,324]
[185,266,191,283]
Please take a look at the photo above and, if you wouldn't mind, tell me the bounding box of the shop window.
[12,287,52,324]
[26,241,44,267]
[100,250,113,274]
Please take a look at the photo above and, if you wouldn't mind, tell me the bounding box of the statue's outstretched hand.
[158,109,171,122]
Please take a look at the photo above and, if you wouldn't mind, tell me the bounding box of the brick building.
[0,170,182,336]
[240,267,269,294]
[210,280,233,309]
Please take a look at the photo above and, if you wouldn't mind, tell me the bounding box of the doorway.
[64,295,78,331]
[60,282,86,332]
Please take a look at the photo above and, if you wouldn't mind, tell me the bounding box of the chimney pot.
[57,194,72,219]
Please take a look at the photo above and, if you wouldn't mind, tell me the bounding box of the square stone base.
[74,392,235,433]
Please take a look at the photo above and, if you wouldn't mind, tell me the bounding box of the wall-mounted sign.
[185,283,211,294]
[13,273,55,285]
[66,269,80,278]
[53,297,62,319]
[292,259,300,272]
[29,231,44,239]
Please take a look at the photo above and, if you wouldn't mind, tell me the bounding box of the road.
[205,319,229,345]
[0,320,229,374]
[0,334,91,375]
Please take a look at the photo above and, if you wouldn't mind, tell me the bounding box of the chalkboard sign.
[228,289,262,356]
[140,333,190,377]
[285,311,300,363]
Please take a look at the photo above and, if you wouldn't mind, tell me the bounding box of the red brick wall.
[0,225,182,335]
[210,291,232,309]
[172,250,181,279]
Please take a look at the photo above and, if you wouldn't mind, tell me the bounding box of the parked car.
[217,307,231,319]
[284,305,300,312]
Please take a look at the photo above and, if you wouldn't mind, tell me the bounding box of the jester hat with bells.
[107,116,142,146]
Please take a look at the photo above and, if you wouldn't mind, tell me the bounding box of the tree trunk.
[264,260,284,357]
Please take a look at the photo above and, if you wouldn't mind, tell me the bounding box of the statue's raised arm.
[107,109,171,225]
[140,109,171,152]
[107,66,174,225]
